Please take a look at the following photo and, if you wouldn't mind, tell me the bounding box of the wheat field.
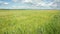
[0,10,60,34]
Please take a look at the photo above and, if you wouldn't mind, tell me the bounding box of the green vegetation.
[0,10,60,34]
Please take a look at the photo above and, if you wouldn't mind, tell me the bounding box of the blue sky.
[0,0,60,9]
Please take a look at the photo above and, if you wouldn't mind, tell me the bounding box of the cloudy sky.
[0,0,60,9]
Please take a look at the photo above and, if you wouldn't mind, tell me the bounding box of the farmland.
[0,10,60,34]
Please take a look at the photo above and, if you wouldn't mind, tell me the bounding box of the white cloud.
[35,2,57,7]
[12,0,18,2]
[22,0,33,3]
[56,0,60,2]
[22,0,42,4]
[11,0,57,9]
[0,1,9,6]
[33,0,42,3]
[11,5,40,9]
[12,6,28,9]
[0,0,57,9]
[3,2,9,5]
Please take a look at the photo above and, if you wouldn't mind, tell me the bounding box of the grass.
[0,10,60,34]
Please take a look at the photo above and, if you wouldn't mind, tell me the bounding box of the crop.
[0,10,60,34]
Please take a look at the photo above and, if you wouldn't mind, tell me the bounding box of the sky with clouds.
[0,0,60,9]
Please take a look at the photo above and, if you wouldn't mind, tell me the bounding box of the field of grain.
[0,10,60,34]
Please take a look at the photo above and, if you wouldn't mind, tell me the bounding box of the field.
[0,10,60,34]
